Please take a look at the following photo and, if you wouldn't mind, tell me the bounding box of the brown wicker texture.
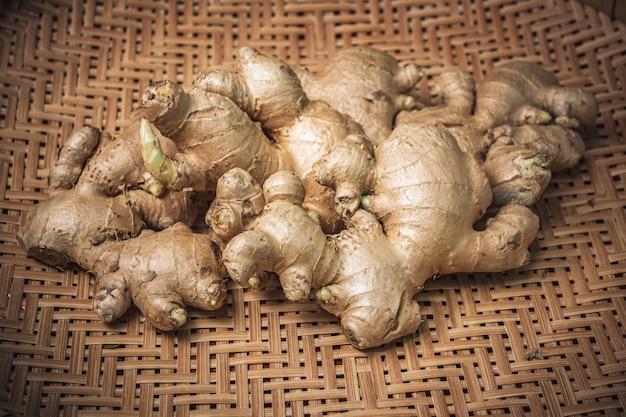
[1,0,625,416]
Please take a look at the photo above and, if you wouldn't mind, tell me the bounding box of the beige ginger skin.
[193,46,376,233]
[222,124,540,349]
[139,47,376,234]
[16,123,228,330]
[213,53,598,349]
[398,61,597,207]
[17,123,197,270]
[17,46,599,346]
[139,80,289,194]
[292,46,423,145]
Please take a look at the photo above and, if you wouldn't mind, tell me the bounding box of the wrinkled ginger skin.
[279,100,374,229]
[16,189,196,271]
[292,46,423,145]
[468,62,596,207]
[341,125,538,346]
[223,171,337,302]
[395,67,487,157]
[195,47,376,232]
[491,124,586,172]
[315,210,423,350]
[483,124,586,206]
[396,66,476,127]
[71,117,168,197]
[17,120,220,331]
[474,61,598,130]
[362,123,538,278]
[196,48,307,132]
[397,61,596,208]
[205,167,265,243]
[49,126,101,192]
[222,126,539,349]
[140,80,289,193]
[17,118,198,271]
[90,223,227,331]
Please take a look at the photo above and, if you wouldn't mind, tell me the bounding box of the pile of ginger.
[17,47,597,349]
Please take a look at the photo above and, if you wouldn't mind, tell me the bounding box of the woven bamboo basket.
[1,0,625,416]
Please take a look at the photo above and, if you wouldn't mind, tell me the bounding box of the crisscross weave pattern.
[1,1,625,416]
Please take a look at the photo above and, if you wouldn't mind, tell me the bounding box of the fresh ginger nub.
[49,126,101,192]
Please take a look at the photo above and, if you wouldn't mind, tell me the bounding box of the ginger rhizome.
[139,47,377,233]
[17,46,599,348]
[222,170,333,302]
[222,124,540,349]
[399,61,597,206]
[291,46,423,145]
[91,223,226,330]
[139,80,289,194]
[475,63,596,206]
[473,61,598,131]
[17,123,197,268]
[193,46,376,232]
[17,119,227,330]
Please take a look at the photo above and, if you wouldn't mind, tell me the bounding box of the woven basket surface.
[1,0,625,416]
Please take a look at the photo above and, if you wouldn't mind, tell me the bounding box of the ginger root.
[139,80,288,193]
[473,62,596,205]
[139,52,376,233]
[193,46,376,232]
[16,120,222,330]
[222,124,539,349]
[18,47,599,347]
[222,170,333,302]
[474,61,598,131]
[399,60,597,206]
[292,46,423,145]
[205,167,265,243]
[92,223,226,330]
[70,116,169,197]
[18,117,198,264]
[483,124,586,206]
